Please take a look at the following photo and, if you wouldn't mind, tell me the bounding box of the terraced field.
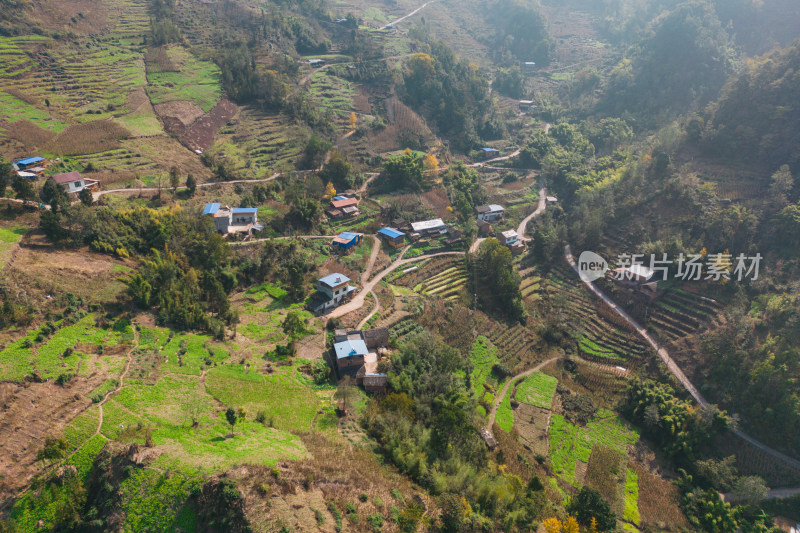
[530,265,650,362]
[646,287,722,343]
[412,265,468,300]
[212,107,307,178]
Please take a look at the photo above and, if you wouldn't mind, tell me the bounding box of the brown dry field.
[180,98,238,152]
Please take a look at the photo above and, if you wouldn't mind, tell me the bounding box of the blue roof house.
[377,227,406,248]
[331,231,363,250]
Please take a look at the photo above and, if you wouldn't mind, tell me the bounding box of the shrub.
[256,410,267,424]
[359,493,368,502]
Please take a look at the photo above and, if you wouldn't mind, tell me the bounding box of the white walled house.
[51,171,98,195]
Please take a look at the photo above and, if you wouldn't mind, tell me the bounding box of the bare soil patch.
[180,98,238,151]
[45,120,130,156]
[0,378,100,499]
[0,119,57,149]
[514,403,551,457]
[154,100,205,135]
[631,461,689,530]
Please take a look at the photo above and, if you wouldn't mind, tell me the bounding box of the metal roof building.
[334,339,369,360]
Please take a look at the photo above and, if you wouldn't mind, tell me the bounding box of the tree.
[335,375,356,414]
[320,150,353,190]
[562,517,580,533]
[349,111,357,130]
[79,187,93,207]
[567,487,616,531]
[424,153,439,178]
[770,165,794,207]
[382,151,424,191]
[323,181,336,200]
[186,173,196,196]
[282,310,305,356]
[11,174,35,201]
[41,179,68,210]
[0,156,11,197]
[472,238,524,322]
[225,406,238,434]
[37,436,68,463]
[733,476,768,506]
[169,166,180,193]
[297,135,331,170]
[542,518,561,533]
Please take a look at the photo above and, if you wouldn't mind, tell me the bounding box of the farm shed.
[519,100,536,112]
[331,232,363,250]
[479,147,500,159]
[377,227,406,248]
[330,197,359,209]
[410,218,447,235]
[13,156,45,170]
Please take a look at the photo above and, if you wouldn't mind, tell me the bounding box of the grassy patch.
[68,434,108,482]
[496,391,513,433]
[64,407,101,451]
[204,364,318,432]
[119,468,199,532]
[548,409,638,487]
[624,468,640,526]
[470,336,499,395]
[516,372,557,409]
[90,379,119,403]
[146,45,221,112]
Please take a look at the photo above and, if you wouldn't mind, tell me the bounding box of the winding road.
[92,173,281,201]
[380,0,436,29]
[563,244,800,471]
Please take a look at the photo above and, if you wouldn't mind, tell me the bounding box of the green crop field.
[69,434,108,482]
[310,71,355,115]
[146,45,222,112]
[119,468,200,532]
[0,226,26,268]
[516,372,557,409]
[624,468,640,526]
[496,392,514,433]
[470,336,500,395]
[549,410,639,487]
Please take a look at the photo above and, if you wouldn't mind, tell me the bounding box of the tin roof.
[51,171,83,184]
[14,156,44,166]
[232,207,258,214]
[378,227,405,239]
[334,339,369,360]
[319,273,350,287]
[203,203,220,215]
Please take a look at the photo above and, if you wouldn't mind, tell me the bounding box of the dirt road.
[380,0,436,29]
[329,250,462,318]
[486,356,629,429]
[93,173,281,201]
[517,185,547,236]
[563,244,800,471]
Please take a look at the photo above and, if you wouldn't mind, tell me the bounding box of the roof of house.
[476,204,504,214]
[232,207,258,214]
[14,156,44,166]
[341,206,359,214]
[203,203,221,215]
[501,229,518,239]
[332,232,361,245]
[333,195,348,201]
[334,339,369,360]
[480,147,500,152]
[331,197,359,209]
[410,219,446,232]
[319,273,350,287]
[51,171,83,184]
[613,264,654,282]
[519,100,535,105]
[363,327,390,349]
[16,171,37,178]
[378,227,405,239]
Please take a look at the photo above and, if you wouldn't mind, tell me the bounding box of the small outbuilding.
[479,147,500,160]
[331,231,363,250]
[377,227,406,248]
[410,218,447,235]
[13,156,45,170]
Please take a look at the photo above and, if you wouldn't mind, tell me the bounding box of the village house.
[443,226,463,246]
[326,196,360,219]
[477,219,494,237]
[377,227,406,248]
[410,218,447,236]
[203,203,263,236]
[610,264,659,294]
[307,58,326,66]
[50,171,99,195]
[475,204,505,222]
[522,61,536,73]
[479,147,500,160]
[331,231,363,252]
[519,100,536,113]
[498,229,526,255]
[309,273,356,314]
[333,327,390,393]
